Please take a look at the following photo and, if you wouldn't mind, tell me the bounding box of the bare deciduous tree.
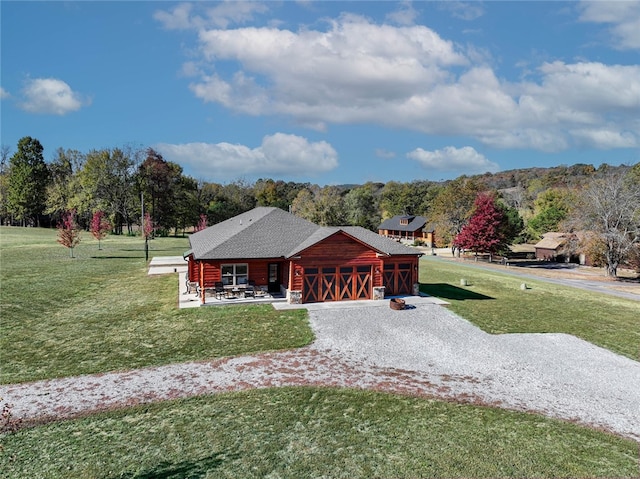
[568,168,640,277]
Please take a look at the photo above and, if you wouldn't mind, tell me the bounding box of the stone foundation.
[288,290,302,304]
[413,283,420,295]
[373,286,385,300]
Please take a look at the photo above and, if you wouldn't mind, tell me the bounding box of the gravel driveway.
[307,301,640,441]
[2,299,639,441]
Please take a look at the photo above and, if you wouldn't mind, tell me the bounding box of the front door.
[268,263,280,293]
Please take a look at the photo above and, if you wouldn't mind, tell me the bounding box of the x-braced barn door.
[347,265,372,299]
[303,265,371,303]
[320,268,337,301]
[383,263,412,295]
[303,268,319,303]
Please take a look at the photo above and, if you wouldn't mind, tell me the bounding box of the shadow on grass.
[116,453,226,478]
[118,248,187,253]
[421,283,494,301]
[90,256,145,259]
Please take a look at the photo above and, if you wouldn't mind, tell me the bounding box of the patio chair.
[244,280,257,298]
[185,273,198,295]
[214,282,227,300]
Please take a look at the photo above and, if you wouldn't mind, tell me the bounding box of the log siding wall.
[190,259,277,289]
[187,231,421,303]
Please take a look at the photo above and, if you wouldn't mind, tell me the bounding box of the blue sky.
[2,1,639,185]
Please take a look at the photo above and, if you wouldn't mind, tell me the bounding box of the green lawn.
[0,227,312,384]
[2,228,639,478]
[2,387,638,479]
[420,256,640,361]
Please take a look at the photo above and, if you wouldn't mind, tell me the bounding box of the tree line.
[1,136,639,276]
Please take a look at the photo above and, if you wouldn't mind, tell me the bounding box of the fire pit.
[389,298,406,310]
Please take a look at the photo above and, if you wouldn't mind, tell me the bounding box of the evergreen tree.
[7,137,49,226]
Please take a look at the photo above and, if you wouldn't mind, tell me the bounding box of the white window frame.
[221,263,248,286]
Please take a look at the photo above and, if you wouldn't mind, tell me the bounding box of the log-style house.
[378,214,435,246]
[185,207,423,304]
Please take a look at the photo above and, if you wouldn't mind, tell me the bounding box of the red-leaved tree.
[57,209,81,258]
[90,210,111,250]
[142,211,154,239]
[454,193,506,261]
[195,214,207,232]
[142,211,154,261]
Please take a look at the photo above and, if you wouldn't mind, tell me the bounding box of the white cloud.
[439,1,485,21]
[578,0,640,50]
[163,11,639,153]
[569,128,637,149]
[154,133,338,181]
[20,78,88,115]
[190,15,467,122]
[154,1,268,30]
[153,3,197,30]
[203,1,269,29]
[386,1,419,26]
[0,87,9,99]
[407,146,499,173]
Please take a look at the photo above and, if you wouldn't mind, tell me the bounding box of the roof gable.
[288,226,422,257]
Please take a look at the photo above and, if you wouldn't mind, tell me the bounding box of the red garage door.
[303,265,371,303]
[383,262,412,295]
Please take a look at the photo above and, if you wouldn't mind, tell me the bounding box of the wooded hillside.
[1,137,638,275]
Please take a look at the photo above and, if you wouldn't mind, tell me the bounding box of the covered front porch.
[179,273,288,308]
[148,256,289,309]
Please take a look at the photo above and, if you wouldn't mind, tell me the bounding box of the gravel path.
[2,300,639,441]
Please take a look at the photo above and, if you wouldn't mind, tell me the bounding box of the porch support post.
[199,262,205,304]
[288,260,294,291]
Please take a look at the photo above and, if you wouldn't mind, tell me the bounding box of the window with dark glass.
[221,264,248,286]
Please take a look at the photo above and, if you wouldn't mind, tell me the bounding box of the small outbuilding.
[535,231,596,265]
[185,207,423,305]
[534,232,568,261]
[377,215,435,246]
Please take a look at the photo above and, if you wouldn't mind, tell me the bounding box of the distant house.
[377,215,435,246]
[185,207,423,305]
[534,232,593,265]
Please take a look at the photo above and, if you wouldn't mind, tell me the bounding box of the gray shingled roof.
[188,207,318,260]
[378,215,433,233]
[188,207,422,260]
[338,226,423,256]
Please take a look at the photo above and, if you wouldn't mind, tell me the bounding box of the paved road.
[424,255,640,302]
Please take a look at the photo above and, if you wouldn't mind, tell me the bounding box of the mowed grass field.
[2,388,638,479]
[0,227,312,384]
[420,256,640,361]
[1,227,639,478]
